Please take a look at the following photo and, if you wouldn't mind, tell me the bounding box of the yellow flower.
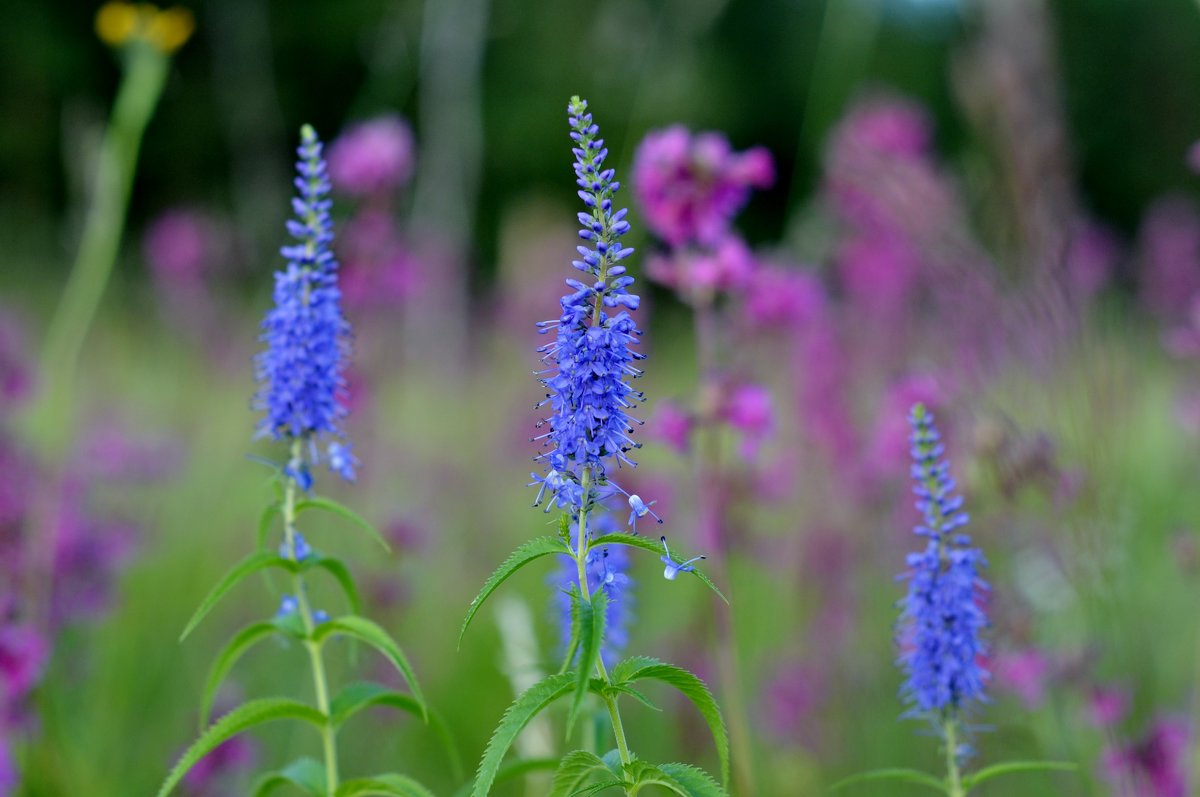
[95,2,194,54]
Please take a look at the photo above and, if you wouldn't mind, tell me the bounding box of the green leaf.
[459,536,571,647]
[588,533,728,604]
[655,763,729,797]
[307,555,363,614]
[313,616,426,720]
[567,588,607,736]
[470,672,606,797]
[610,657,730,787]
[330,682,426,727]
[329,682,464,779]
[451,759,558,797]
[828,768,948,793]
[156,698,326,797]
[251,757,326,796]
[335,774,437,797]
[179,552,297,641]
[571,782,627,796]
[199,621,295,727]
[296,496,391,552]
[963,760,1078,790]
[550,750,611,797]
[256,503,282,551]
[608,684,660,712]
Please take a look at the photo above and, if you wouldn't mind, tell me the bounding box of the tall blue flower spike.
[660,536,706,581]
[530,98,650,519]
[898,404,988,718]
[254,124,357,482]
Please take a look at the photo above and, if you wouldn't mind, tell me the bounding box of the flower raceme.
[530,97,651,524]
[898,404,988,717]
[255,125,358,482]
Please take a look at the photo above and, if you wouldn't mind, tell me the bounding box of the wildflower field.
[4,1,1200,795]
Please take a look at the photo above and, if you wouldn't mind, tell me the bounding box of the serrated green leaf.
[200,621,293,727]
[588,533,728,604]
[610,657,729,787]
[156,699,326,797]
[335,773,437,797]
[828,768,948,793]
[251,757,326,796]
[256,503,282,551]
[655,763,729,797]
[459,536,570,647]
[307,555,363,614]
[608,684,660,712]
[963,760,1077,789]
[451,758,558,797]
[329,682,464,779]
[570,782,627,796]
[296,496,391,552]
[550,750,611,797]
[313,616,426,720]
[179,552,297,641]
[470,672,606,797]
[567,589,607,736]
[560,587,583,676]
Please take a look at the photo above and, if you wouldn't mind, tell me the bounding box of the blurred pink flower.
[328,116,415,198]
[1089,685,1130,729]
[142,209,213,285]
[0,313,32,413]
[1137,195,1200,321]
[763,660,825,748]
[338,209,421,311]
[632,125,773,247]
[741,264,825,331]
[649,401,693,455]
[51,479,137,628]
[866,374,944,477]
[830,96,932,163]
[992,649,1051,709]
[0,736,15,795]
[1066,219,1119,300]
[719,383,774,459]
[0,625,48,722]
[1103,716,1190,797]
[647,235,755,301]
[182,735,256,795]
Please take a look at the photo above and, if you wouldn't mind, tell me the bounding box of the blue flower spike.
[660,535,706,581]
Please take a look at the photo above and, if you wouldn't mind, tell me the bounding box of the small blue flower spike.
[660,535,706,581]
[627,494,662,531]
[312,610,330,624]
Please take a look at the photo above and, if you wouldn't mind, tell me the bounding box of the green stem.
[283,441,340,796]
[575,468,633,795]
[944,718,965,797]
[37,42,170,451]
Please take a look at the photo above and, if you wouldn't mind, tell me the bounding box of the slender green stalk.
[575,467,633,795]
[26,40,172,636]
[37,42,170,449]
[283,441,339,796]
[944,718,965,797]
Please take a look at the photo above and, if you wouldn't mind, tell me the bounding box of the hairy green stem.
[944,718,965,797]
[283,441,340,796]
[575,468,633,794]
